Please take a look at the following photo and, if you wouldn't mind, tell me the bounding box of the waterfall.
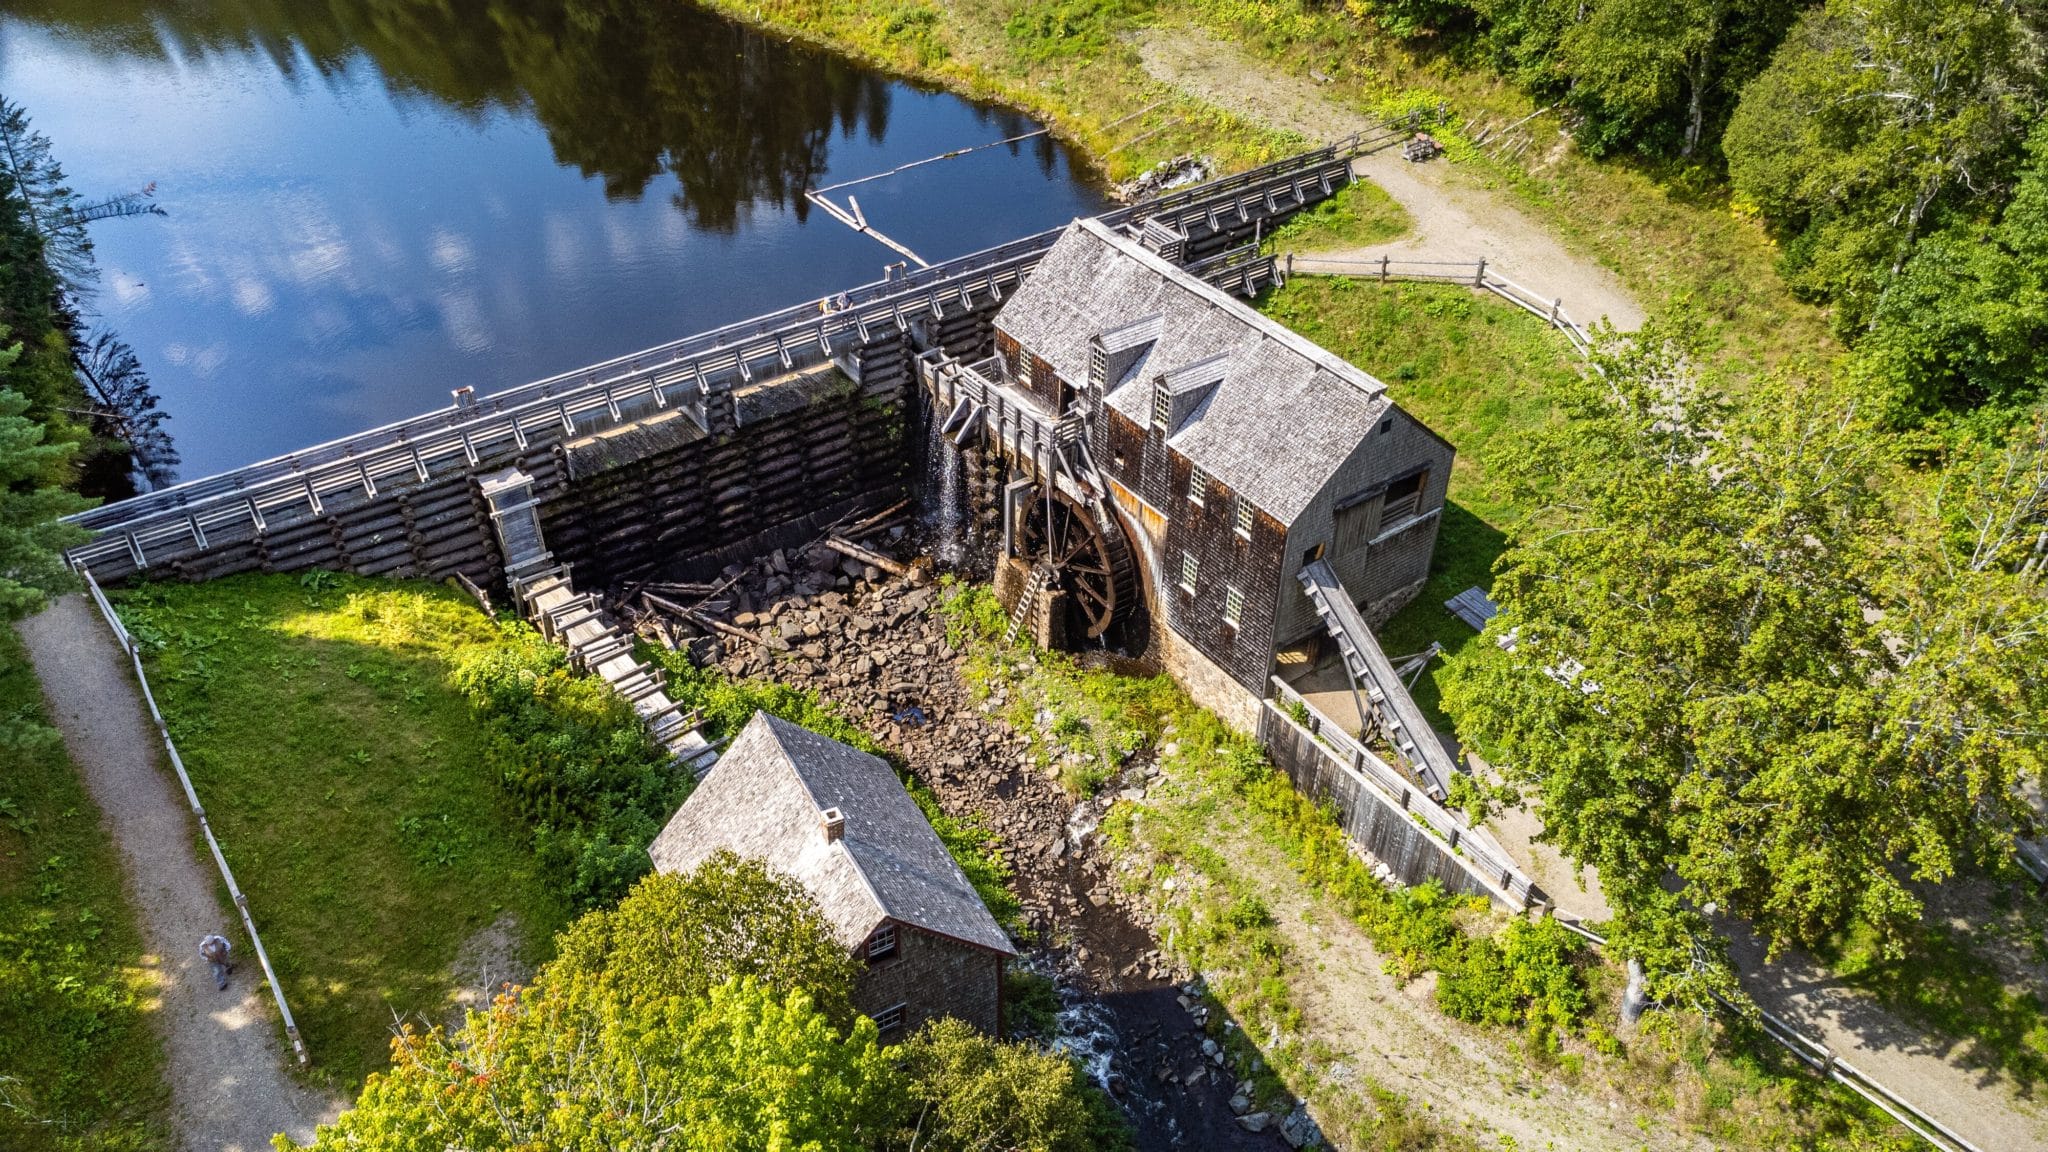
[929,414,967,566]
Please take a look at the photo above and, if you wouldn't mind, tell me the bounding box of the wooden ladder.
[1004,563,1054,646]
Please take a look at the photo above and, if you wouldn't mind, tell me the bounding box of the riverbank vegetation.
[287,852,1127,1152]
[0,629,170,1152]
[936,581,1913,1150]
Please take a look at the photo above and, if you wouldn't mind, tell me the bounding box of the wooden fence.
[1260,677,1540,911]
[1283,254,1595,354]
[73,565,309,1065]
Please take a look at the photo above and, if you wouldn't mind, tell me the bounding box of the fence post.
[1473,258,1487,287]
[1549,298,1561,324]
[1380,254,1389,282]
[1285,252,1294,277]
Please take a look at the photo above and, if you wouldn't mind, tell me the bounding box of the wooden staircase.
[482,469,717,773]
[1004,562,1055,646]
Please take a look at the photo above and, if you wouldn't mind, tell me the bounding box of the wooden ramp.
[481,469,717,772]
[1298,558,1460,800]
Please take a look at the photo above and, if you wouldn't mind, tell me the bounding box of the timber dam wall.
[64,144,1357,592]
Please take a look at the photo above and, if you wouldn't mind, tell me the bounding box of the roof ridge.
[1076,218,1386,398]
[755,712,896,932]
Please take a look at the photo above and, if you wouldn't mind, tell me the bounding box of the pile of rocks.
[630,533,1317,1149]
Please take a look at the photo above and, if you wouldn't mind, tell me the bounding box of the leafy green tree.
[897,1018,1125,1152]
[287,856,1128,1152]
[1725,0,2041,328]
[1554,0,1798,158]
[289,976,902,1152]
[1440,328,2045,997]
[550,850,861,1022]
[1852,118,2048,422]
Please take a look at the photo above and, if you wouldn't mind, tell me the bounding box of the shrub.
[450,625,683,911]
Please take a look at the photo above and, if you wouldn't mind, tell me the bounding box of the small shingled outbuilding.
[647,710,1014,1037]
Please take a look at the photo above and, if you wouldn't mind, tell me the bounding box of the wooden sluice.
[63,142,1355,593]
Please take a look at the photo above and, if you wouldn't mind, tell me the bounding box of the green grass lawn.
[0,626,170,1152]
[1256,275,1579,725]
[114,575,570,1091]
[1264,179,1411,252]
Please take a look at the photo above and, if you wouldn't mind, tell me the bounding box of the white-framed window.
[866,924,897,963]
[1152,380,1172,429]
[872,1003,908,1034]
[1179,551,1199,593]
[1188,464,1209,507]
[1222,585,1243,629]
[1234,496,1254,539]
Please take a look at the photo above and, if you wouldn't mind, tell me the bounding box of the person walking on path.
[199,933,234,990]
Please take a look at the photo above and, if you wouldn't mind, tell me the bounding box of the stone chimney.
[820,807,846,844]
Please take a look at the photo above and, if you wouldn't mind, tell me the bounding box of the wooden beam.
[823,536,910,579]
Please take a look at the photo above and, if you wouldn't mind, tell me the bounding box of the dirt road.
[18,595,340,1152]
[1139,26,1644,332]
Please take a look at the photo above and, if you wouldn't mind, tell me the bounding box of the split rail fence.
[73,565,309,1065]
[1282,254,1594,354]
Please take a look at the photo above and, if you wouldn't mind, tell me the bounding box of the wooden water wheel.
[1013,485,1136,640]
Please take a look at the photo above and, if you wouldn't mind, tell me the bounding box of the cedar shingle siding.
[991,221,1454,692]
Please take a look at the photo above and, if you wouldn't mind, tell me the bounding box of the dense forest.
[1377,0,2048,431]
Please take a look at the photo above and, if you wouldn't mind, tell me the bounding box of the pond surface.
[0,1,1106,476]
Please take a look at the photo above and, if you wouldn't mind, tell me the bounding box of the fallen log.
[642,592,787,650]
[824,535,910,578]
[843,496,914,538]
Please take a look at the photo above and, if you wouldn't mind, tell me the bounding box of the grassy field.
[1257,275,1580,723]
[1263,178,1411,252]
[114,575,569,1091]
[0,627,170,1152]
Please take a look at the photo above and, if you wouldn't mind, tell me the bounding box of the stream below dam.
[0,0,1106,477]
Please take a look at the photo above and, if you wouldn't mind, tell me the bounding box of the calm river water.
[0,1,1106,476]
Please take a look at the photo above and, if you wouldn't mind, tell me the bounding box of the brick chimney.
[820,807,846,844]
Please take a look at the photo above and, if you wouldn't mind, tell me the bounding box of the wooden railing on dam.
[64,142,1359,584]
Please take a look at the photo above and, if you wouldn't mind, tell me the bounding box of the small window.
[1179,551,1199,593]
[1152,380,1172,429]
[1187,465,1209,507]
[1303,543,1326,565]
[1234,496,1254,539]
[1382,470,1427,526]
[866,925,897,963]
[1222,585,1243,628]
[1378,416,1394,436]
[872,1003,907,1034]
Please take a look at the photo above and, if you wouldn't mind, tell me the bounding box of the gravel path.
[1139,26,1644,332]
[17,595,341,1152]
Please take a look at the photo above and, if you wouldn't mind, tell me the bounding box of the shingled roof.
[646,712,1015,957]
[996,218,1392,524]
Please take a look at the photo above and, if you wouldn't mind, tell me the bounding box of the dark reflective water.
[0,1,1105,475]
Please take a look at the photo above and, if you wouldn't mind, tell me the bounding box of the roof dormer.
[1149,352,1230,436]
